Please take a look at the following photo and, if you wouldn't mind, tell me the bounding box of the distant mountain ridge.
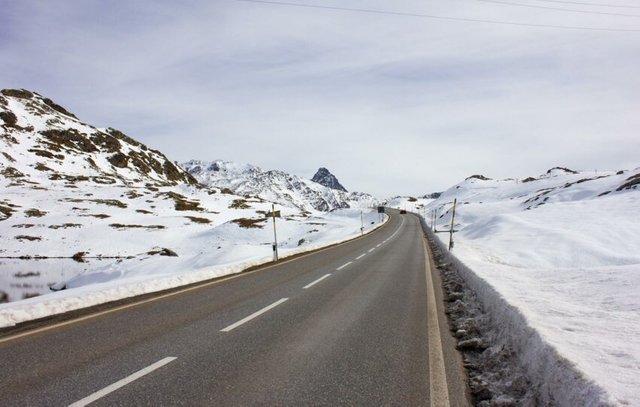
[182,160,378,212]
[312,167,347,192]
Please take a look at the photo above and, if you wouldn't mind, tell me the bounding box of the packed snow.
[425,168,640,405]
[0,207,385,328]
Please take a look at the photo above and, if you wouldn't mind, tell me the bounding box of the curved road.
[0,211,469,406]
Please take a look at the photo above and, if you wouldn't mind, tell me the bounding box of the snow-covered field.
[426,168,640,405]
[0,203,384,328]
[0,89,386,327]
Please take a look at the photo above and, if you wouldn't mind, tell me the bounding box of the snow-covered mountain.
[0,89,196,187]
[311,167,347,192]
[0,89,382,309]
[424,166,640,405]
[181,160,378,212]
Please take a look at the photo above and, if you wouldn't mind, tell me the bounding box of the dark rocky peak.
[312,167,347,192]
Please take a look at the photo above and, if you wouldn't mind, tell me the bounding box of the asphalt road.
[0,211,469,406]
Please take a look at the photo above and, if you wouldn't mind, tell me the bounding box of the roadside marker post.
[272,204,279,261]
[448,199,457,251]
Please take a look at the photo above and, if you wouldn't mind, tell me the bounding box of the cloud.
[1,0,639,196]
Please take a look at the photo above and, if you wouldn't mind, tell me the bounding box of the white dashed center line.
[303,274,331,289]
[336,261,352,271]
[356,253,366,260]
[69,357,177,407]
[221,298,288,332]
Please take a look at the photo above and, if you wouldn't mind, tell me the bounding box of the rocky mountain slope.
[0,89,196,188]
[182,160,378,212]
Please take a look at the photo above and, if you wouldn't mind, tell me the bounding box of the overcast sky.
[2,0,639,197]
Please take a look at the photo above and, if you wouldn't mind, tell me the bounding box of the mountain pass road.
[0,210,469,406]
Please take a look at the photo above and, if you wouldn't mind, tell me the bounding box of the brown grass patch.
[231,218,267,229]
[1,151,16,162]
[159,191,204,211]
[1,205,15,220]
[81,213,111,219]
[109,224,166,230]
[185,216,211,224]
[1,166,25,178]
[125,190,144,199]
[88,199,127,208]
[48,223,82,229]
[25,208,47,218]
[230,199,251,209]
[136,209,154,215]
[15,235,42,241]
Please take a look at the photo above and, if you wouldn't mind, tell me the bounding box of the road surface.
[0,210,469,406]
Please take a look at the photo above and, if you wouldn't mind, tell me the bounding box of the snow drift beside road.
[427,168,640,405]
[0,209,386,328]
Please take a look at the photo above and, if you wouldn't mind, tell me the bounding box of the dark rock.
[466,174,492,181]
[546,166,578,174]
[617,173,640,191]
[72,252,87,262]
[457,337,487,352]
[311,167,347,192]
[159,248,178,256]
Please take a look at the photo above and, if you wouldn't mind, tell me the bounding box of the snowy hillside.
[385,196,434,214]
[0,89,384,325]
[182,160,378,212]
[426,167,640,405]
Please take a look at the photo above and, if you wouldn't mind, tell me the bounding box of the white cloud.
[1,0,638,196]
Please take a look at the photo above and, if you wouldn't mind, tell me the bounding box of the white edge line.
[356,254,366,260]
[221,298,288,332]
[303,273,331,289]
[68,357,177,407]
[424,239,450,406]
[336,261,352,271]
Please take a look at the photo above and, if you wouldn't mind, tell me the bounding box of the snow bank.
[0,210,387,328]
[423,218,612,406]
[425,168,640,405]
